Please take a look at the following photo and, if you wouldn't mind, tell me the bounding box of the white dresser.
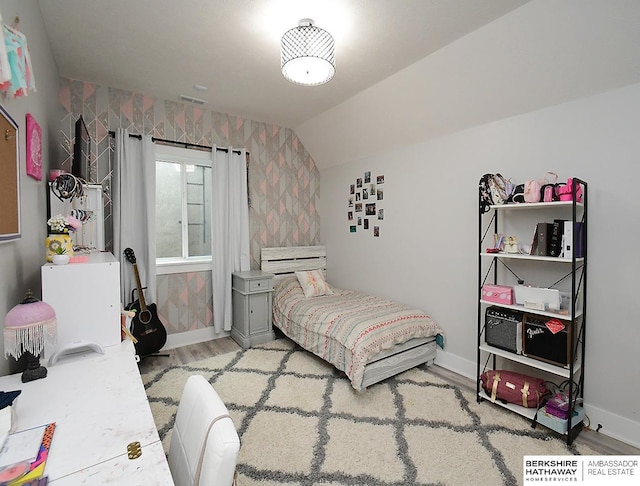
[41,252,121,362]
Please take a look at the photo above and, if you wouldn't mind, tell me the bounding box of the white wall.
[0,0,60,375]
[297,0,640,171]
[319,83,640,447]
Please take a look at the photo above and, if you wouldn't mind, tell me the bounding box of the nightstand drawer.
[249,278,271,291]
[232,271,274,293]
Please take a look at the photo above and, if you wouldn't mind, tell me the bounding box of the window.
[155,145,212,264]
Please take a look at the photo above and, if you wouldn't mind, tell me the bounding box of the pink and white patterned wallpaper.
[57,78,320,334]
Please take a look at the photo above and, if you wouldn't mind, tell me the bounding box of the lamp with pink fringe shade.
[4,290,57,382]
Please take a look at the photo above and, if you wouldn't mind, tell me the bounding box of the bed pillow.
[295,270,332,298]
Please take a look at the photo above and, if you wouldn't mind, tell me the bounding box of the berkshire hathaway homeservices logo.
[524,456,639,484]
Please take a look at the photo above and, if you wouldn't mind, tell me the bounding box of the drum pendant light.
[281,19,335,86]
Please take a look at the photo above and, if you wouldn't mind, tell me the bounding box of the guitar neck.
[132,263,148,312]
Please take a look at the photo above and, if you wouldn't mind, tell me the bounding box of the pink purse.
[556,178,583,202]
[542,185,556,202]
[524,172,558,203]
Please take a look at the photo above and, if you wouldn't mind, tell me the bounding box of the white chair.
[168,375,240,486]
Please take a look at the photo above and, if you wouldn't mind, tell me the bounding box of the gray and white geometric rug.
[141,338,597,486]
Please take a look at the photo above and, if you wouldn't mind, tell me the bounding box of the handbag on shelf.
[556,178,583,202]
[488,174,509,205]
[480,370,549,408]
[524,172,558,203]
[506,183,525,203]
[542,184,557,202]
[479,173,510,213]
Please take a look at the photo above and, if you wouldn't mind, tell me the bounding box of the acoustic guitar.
[123,248,167,357]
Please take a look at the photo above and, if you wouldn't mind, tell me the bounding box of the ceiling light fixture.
[281,18,335,86]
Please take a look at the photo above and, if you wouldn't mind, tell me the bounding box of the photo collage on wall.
[347,171,384,237]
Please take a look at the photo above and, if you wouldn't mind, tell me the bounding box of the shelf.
[477,389,539,421]
[478,179,587,446]
[480,252,584,263]
[479,299,582,320]
[479,343,581,378]
[490,201,583,211]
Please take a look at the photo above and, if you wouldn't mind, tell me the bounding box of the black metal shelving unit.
[476,178,587,445]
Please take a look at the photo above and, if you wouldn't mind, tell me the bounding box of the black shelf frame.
[476,178,588,445]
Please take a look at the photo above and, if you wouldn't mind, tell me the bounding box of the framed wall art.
[26,113,42,180]
[0,105,21,242]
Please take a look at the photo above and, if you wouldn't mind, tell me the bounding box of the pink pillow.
[295,270,332,298]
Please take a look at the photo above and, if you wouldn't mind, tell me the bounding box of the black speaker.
[485,306,523,354]
[523,313,575,367]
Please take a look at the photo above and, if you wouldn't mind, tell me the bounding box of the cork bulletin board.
[0,105,21,242]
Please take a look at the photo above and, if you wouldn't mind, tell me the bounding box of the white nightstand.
[231,270,275,348]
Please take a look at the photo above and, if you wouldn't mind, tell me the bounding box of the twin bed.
[260,246,444,390]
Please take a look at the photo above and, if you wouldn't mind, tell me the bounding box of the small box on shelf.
[514,285,560,310]
[537,405,585,434]
[482,285,514,305]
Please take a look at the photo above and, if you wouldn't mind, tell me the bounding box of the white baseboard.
[582,403,640,449]
[162,327,230,351]
[433,349,640,450]
[434,349,476,381]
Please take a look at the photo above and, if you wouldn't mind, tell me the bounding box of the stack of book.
[531,220,584,258]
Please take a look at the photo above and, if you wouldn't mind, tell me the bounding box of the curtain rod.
[107,130,247,154]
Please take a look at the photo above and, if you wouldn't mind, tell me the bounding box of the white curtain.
[113,129,157,307]
[211,146,250,332]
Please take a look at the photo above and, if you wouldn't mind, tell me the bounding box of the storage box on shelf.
[476,178,587,445]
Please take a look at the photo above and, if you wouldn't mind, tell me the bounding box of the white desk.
[0,341,173,484]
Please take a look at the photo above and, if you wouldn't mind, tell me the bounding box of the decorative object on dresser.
[3,290,57,382]
[124,248,167,357]
[231,270,275,348]
[48,180,104,252]
[51,246,70,265]
[261,246,444,390]
[45,213,79,262]
[477,176,587,445]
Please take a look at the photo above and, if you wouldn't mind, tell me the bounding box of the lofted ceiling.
[39,1,640,170]
[38,0,530,130]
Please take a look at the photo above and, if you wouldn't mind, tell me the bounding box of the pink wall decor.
[26,113,42,180]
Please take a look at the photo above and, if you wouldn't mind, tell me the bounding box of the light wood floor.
[138,337,639,455]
